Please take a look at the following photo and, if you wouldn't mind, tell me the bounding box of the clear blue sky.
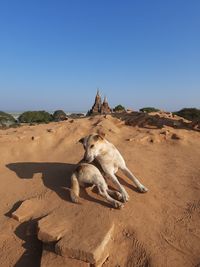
[0,0,199,112]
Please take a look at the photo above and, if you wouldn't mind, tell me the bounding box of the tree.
[53,110,67,121]
[18,111,53,123]
[0,111,16,127]
[113,105,125,112]
[140,107,160,113]
[173,108,200,121]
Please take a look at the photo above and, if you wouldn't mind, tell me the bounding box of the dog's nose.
[85,157,90,163]
[85,155,93,163]
[83,154,91,163]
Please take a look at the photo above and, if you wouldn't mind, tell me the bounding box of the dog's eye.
[90,144,94,148]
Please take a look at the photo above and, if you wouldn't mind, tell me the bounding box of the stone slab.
[41,244,89,267]
[12,199,45,222]
[55,219,114,264]
[38,213,69,242]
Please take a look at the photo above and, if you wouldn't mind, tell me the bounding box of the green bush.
[0,111,16,127]
[140,107,160,113]
[18,111,53,123]
[53,110,67,121]
[0,111,15,122]
[113,105,125,112]
[173,108,200,121]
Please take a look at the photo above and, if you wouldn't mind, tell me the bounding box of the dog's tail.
[70,172,80,203]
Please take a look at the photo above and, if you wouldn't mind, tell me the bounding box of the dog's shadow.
[6,162,75,201]
[6,162,112,208]
[116,175,139,193]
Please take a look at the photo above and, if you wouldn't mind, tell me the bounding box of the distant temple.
[89,90,112,115]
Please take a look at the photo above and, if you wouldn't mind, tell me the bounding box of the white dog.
[78,133,148,202]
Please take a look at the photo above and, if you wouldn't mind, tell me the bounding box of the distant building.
[89,90,112,115]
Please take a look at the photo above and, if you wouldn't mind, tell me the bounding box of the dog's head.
[78,132,105,163]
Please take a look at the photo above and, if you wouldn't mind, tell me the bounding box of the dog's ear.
[94,133,105,141]
[78,138,85,144]
[97,130,106,139]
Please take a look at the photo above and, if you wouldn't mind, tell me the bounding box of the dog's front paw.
[114,191,123,201]
[138,185,148,193]
[121,191,129,202]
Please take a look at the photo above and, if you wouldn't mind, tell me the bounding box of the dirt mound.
[0,116,200,266]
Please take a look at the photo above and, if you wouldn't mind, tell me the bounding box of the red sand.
[0,115,199,267]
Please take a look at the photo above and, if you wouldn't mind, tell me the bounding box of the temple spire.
[89,90,111,115]
[95,89,101,100]
[103,96,108,103]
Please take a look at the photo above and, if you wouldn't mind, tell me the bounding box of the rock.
[109,128,115,133]
[171,133,181,140]
[160,129,170,135]
[126,138,133,142]
[12,199,46,222]
[150,136,162,143]
[18,136,26,140]
[38,214,69,242]
[41,244,89,267]
[91,254,109,267]
[31,136,40,140]
[139,136,149,142]
[55,219,114,265]
[47,129,53,133]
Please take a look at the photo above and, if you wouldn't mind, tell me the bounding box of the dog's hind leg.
[97,186,123,209]
[120,166,148,193]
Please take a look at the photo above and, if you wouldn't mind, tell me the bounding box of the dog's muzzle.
[84,154,94,163]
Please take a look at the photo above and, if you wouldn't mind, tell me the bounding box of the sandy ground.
[0,114,200,267]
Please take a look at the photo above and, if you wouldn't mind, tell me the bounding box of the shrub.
[0,111,16,127]
[113,105,125,112]
[0,111,15,122]
[140,107,160,113]
[18,111,53,123]
[173,108,200,121]
[53,110,67,121]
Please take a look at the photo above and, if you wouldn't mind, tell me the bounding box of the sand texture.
[0,114,200,267]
